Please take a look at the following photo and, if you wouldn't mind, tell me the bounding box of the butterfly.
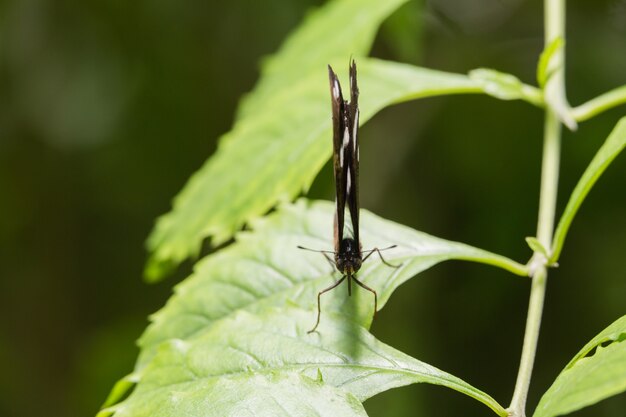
[299,60,400,333]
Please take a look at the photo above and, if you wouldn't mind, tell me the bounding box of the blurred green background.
[1,0,624,416]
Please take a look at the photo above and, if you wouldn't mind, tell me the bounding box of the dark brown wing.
[328,65,346,253]
[346,59,360,247]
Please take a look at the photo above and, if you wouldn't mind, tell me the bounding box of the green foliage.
[102,0,626,415]
[103,201,514,416]
[533,316,626,417]
[144,0,544,283]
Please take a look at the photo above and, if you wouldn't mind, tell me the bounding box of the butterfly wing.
[328,65,347,253]
[346,59,360,248]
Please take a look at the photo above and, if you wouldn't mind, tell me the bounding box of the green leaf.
[100,365,369,417]
[536,37,563,88]
[533,315,626,417]
[140,199,526,366]
[551,117,626,263]
[106,200,519,416]
[525,237,549,259]
[536,35,577,130]
[104,308,505,417]
[469,68,543,106]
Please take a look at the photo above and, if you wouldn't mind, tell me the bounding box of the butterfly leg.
[297,245,337,273]
[308,275,347,334]
[321,252,337,273]
[351,275,378,318]
[362,245,402,268]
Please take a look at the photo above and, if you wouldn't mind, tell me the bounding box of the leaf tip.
[143,255,177,283]
[537,37,564,87]
[525,237,549,258]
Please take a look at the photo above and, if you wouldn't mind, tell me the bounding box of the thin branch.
[508,1,566,415]
[572,85,626,122]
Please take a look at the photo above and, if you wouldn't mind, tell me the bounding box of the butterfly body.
[299,60,400,333]
[335,237,361,276]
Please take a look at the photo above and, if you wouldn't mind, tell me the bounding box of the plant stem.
[509,112,561,417]
[572,85,626,122]
[536,112,562,247]
[508,0,566,415]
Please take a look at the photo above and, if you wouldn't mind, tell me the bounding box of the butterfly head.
[335,237,362,275]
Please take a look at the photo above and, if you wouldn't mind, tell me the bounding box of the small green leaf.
[540,37,577,131]
[533,315,626,417]
[525,237,549,259]
[537,37,563,88]
[551,117,626,263]
[105,200,519,416]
